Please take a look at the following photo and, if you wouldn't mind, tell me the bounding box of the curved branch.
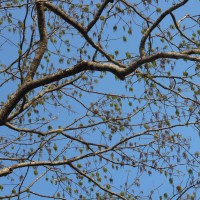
[86,0,112,32]
[7,73,84,121]
[26,1,47,80]
[43,1,126,68]
[139,0,189,57]
[0,1,48,125]
[0,121,197,176]
[125,50,200,77]
[170,12,197,46]
[1,48,199,124]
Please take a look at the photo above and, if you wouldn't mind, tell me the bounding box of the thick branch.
[43,1,126,68]
[139,0,189,57]
[26,1,47,80]
[0,49,199,125]
[125,50,200,77]
[0,61,122,124]
[0,167,13,177]
[7,73,83,121]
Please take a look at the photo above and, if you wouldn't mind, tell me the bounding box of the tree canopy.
[0,0,200,199]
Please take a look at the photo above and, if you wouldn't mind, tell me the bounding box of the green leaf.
[123,36,127,42]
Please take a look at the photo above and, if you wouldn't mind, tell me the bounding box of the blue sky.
[0,0,200,199]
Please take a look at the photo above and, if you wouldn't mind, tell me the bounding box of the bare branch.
[26,1,47,80]
[139,0,189,57]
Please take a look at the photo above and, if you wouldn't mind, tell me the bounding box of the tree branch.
[43,1,126,68]
[1,48,199,125]
[26,1,47,80]
[86,0,111,32]
[170,12,197,46]
[139,0,189,57]
[68,162,127,200]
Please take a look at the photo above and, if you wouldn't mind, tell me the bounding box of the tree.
[0,0,199,199]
